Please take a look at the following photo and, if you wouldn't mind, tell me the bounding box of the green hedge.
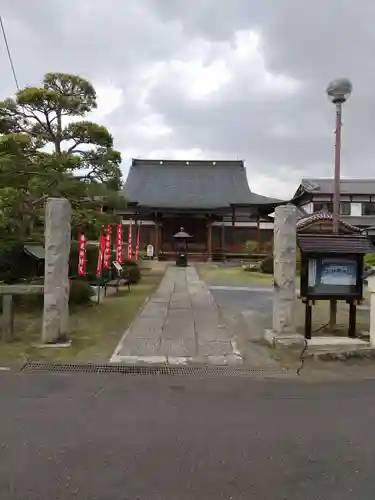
[365,253,375,268]
[15,279,95,311]
[127,266,141,284]
[244,240,258,254]
[259,247,302,275]
[69,279,95,304]
[260,255,273,274]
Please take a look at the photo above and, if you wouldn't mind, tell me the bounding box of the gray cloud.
[1,0,374,197]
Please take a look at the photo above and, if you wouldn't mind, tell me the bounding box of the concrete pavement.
[111,266,241,365]
[208,285,280,368]
[2,371,375,499]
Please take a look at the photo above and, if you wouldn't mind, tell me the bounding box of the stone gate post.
[42,198,71,344]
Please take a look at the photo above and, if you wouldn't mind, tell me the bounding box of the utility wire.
[0,14,20,90]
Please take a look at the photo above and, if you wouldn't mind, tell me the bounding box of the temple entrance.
[161,215,208,260]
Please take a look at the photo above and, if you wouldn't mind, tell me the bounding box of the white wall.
[212,221,273,228]
[301,202,313,214]
[350,203,362,216]
[311,199,364,217]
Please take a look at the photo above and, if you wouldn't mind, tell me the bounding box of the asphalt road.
[1,372,375,499]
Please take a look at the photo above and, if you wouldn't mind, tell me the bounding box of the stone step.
[306,336,369,352]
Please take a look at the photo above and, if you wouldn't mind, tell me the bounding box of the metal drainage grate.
[20,362,290,378]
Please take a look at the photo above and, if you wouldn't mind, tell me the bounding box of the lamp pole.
[326,78,352,329]
[333,102,342,233]
[326,78,352,233]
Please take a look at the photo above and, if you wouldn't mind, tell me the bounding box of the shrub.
[261,240,273,253]
[259,251,301,274]
[14,291,44,311]
[69,279,95,305]
[260,255,274,274]
[126,266,141,284]
[15,279,95,310]
[244,240,257,255]
[365,253,375,268]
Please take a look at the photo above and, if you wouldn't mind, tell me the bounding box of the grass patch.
[197,264,274,285]
[0,266,165,364]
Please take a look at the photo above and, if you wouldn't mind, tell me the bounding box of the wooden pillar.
[256,215,261,252]
[231,205,236,249]
[207,216,213,261]
[134,214,140,261]
[304,300,312,340]
[221,217,226,261]
[154,213,160,258]
[159,216,163,254]
[348,302,357,338]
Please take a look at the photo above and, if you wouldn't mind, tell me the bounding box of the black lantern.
[173,227,191,267]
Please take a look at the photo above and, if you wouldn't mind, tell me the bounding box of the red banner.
[127,219,133,260]
[103,225,112,269]
[77,233,87,276]
[115,224,123,264]
[135,222,141,261]
[96,235,105,277]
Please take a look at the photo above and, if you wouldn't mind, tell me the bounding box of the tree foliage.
[0,72,125,243]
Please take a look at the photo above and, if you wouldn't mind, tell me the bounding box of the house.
[119,159,284,260]
[293,178,375,236]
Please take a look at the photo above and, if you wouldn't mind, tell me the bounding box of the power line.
[0,14,20,90]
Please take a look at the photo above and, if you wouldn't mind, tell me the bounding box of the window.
[362,202,375,215]
[340,202,351,216]
[313,202,333,213]
[313,202,351,215]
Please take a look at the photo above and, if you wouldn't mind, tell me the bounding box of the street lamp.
[326,78,353,233]
[326,78,352,329]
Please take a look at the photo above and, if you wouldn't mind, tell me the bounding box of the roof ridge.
[131,159,245,168]
[303,177,375,181]
[297,211,362,233]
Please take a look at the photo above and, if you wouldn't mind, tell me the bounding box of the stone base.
[32,341,72,349]
[264,329,305,348]
[264,329,375,361]
[307,336,368,351]
[314,348,375,361]
[305,336,373,360]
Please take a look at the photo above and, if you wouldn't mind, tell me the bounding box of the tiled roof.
[341,215,375,228]
[298,178,375,195]
[296,211,362,233]
[122,159,284,209]
[23,245,45,260]
[297,234,375,254]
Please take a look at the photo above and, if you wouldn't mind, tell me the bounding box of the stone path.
[110,266,242,365]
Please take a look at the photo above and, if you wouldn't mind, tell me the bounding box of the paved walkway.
[111,266,242,365]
